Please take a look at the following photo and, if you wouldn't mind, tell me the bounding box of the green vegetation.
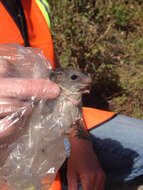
[48,0,143,119]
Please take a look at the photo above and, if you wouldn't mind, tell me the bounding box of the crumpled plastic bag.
[0,44,68,190]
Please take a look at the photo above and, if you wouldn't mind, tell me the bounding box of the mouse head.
[49,68,92,93]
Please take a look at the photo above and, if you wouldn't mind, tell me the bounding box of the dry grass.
[49,0,143,119]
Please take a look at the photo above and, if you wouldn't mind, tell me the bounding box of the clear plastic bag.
[0,44,68,190]
[0,44,91,190]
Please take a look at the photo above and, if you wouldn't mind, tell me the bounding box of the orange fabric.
[42,173,62,190]
[82,107,115,130]
[21,0,55,68]
[0,0,55,68]
[0,2,24,45]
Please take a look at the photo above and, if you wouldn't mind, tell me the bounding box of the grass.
[49,0,143,119]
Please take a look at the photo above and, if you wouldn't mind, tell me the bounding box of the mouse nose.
[83,76,92,85]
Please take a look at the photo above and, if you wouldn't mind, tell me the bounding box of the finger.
[94,169,106,190]
[0,58,22,78]
[67,176,78,190]
[0,104,32,142]
[81,178,96,190]
[0,113,25,144]
[0,59,9,77]
[92,173,105,190]
[99,182,105,190]
[0,98,32,118]
[67,169,78,190]
[0,78,60,100]
[97,174,106,190]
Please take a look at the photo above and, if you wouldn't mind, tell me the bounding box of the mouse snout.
[82,76,92,85]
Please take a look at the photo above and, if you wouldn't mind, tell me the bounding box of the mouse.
[0,68,92,190]
[47,68,92,133]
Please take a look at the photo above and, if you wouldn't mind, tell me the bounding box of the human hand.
[67,136,106,190]
[0,59,60,142]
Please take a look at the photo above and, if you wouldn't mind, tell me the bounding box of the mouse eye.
[71,74,78,80]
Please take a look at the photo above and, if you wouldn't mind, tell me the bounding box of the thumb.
[67,166,78,190]
[67,175,78,190]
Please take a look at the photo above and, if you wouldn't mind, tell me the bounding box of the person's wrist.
[69,135,94,155]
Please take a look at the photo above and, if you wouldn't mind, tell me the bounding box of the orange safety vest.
[0,1,115,189]
[0,0,55,68]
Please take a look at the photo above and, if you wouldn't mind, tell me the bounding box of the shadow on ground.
[82,67,124,111]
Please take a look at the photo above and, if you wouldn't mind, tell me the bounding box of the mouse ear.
[49,70,63,83]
